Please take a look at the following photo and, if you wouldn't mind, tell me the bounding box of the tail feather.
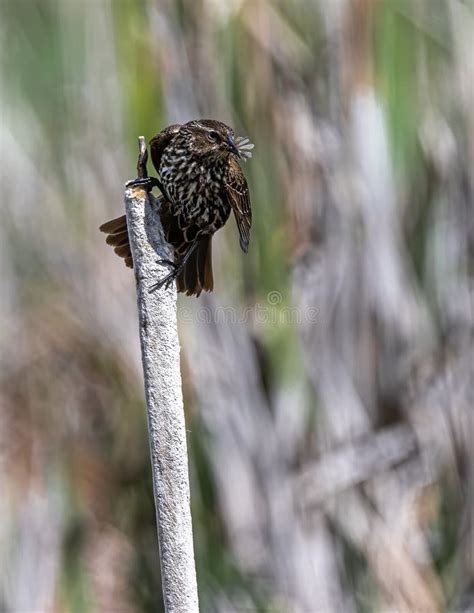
[183,249,198,294]
[100,214,133,268]
[105,230,129,247]
[113,244,132,259]
[177,236,213,297]
[99,215,128,235]
[200,237,213,292]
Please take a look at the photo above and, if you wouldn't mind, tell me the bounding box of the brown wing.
[149,123,182,174]
[224,156,252,253]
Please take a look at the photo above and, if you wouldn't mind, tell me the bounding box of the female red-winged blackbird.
[99,119,254,296]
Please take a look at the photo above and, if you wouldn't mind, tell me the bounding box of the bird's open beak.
[227,136,240,157]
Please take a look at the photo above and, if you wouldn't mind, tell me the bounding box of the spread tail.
[99,214,133,268]
[99,215,214,296]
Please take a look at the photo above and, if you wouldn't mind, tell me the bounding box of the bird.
[99,119,254,296]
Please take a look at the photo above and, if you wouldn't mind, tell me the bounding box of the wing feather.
[225,157,252,253]
[149,123,182,174]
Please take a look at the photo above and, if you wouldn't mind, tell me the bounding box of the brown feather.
[114,244,132,259]
[106,230,129,247]
[100,214,133,268]
[199,236,213,292]
[176,236,213,297]
[149,124,182,175]
[203,238,213,291]
[99,214,127,235]
[225,156,252,253]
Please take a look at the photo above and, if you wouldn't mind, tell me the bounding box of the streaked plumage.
[100,119,254,296]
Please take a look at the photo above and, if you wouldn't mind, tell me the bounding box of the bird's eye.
[207,130,219,142]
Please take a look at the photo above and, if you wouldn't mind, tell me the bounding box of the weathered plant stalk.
[124,137,199,612]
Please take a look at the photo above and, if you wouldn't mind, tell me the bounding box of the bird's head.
[184,119,254,162]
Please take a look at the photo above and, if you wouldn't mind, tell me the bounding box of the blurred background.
[1,0,473,611]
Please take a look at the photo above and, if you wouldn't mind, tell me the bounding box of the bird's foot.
[156,258,176,269]
[126,176,161,191]
[150,257,185,293]
[149,269,178,293]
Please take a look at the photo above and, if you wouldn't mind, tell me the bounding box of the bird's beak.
[227,136,240,157]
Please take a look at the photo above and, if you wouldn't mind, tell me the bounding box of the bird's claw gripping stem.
[149,238,200,294]
[149,271,177,293]
[126,176,162,191]
[157,258,177,269]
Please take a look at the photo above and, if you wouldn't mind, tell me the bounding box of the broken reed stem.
[124,136,199,612]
